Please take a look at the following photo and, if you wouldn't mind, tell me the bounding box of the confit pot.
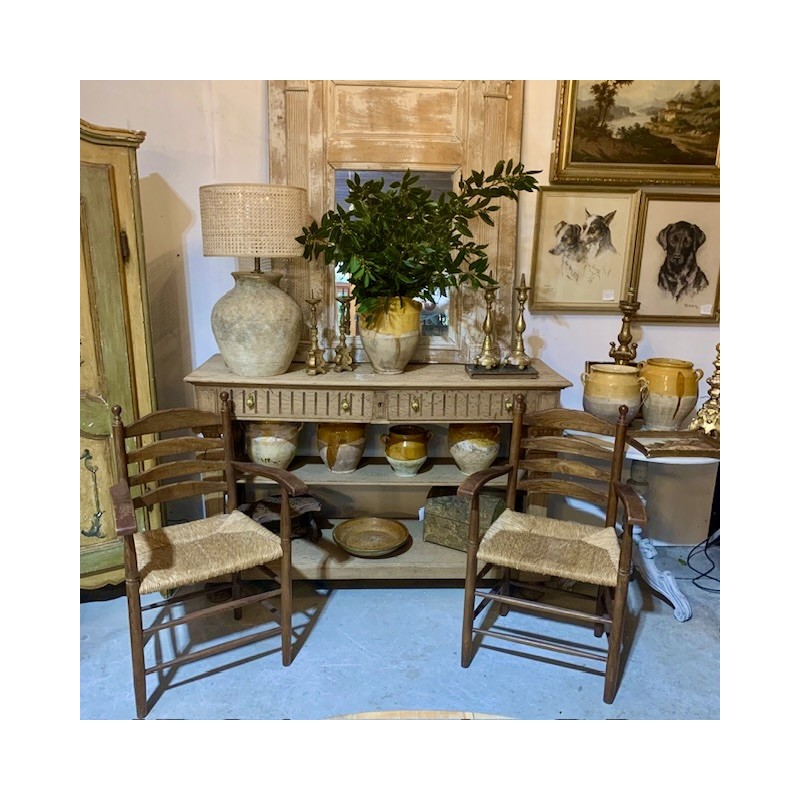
[639,357,704,431]
[380,424,431,477]
[447,423,502,475]
[317,422,367,473]
[246,420,303,470]
[581,364,648,424]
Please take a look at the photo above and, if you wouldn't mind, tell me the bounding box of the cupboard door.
[80,120,156,589]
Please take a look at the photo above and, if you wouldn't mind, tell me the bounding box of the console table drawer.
[195,385,375,421]
[386,389,544,421]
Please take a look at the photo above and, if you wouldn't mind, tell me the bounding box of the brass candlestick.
[475,281,500,369]
[689,343,720,437]
[304,296,327,375]
[333,293,355,372]
[504,274,532,370]
[609,288,641,366]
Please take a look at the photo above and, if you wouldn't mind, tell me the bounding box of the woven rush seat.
[477,509,620,587]
[457,398,647,704]
[110,394,309,718]
[135,510,283,595]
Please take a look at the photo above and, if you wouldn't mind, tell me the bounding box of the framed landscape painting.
[550,80,720,186]
[530,186,639,312]
[629,190,720,323]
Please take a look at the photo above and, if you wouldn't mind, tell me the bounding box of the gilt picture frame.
[530,186,639,312]
[550,80,721,186]
[629,190,720,323]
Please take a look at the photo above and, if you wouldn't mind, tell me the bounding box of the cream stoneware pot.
[448,423,502,475]
[581,364,647,424]
[246,421,303,470]
[639,358,703,431]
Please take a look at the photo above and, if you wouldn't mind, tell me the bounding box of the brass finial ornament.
[504,274,533,370]
[475,279,500,369]
[304,295,327,375]
[689,343,720,437]
[609,287,641,366]
[333,292,355,372]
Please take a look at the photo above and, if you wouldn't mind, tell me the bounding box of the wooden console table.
[185,355,571,580]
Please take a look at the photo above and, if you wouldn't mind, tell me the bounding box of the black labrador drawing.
[657,221,709,302]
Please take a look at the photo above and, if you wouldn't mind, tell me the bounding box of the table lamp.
[199,183,307,377]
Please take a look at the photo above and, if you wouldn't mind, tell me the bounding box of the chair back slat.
[507,397,631,524]
[127,457,227,488]
[516,477,610,508]
[133,480,229,510]
[126,436,224,464]
[519,457,612,483]
[122,408,222,437]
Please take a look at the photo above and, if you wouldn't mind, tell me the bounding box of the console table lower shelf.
[271,519,494,581]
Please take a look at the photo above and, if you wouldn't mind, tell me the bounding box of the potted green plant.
[296,159,540,373]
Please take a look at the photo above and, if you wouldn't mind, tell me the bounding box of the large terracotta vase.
[640,358,704,430]
[212,271,302,377]
[358,296,422,375]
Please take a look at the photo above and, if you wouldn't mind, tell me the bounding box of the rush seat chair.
[110,391,308,719]
[457,395,646,703]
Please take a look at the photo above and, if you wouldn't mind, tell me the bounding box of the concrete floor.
[80,543,719,720]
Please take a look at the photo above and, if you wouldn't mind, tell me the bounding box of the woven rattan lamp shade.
[199,184,307,258]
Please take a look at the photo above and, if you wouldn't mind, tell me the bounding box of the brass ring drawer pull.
[340,397,350,413]
[411,398,420,412]
[246,393,255,409]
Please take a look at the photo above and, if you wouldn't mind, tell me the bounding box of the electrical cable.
[680,533,720,593]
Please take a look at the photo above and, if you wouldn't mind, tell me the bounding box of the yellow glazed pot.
[246,421,303,470]
[358,297,422,375]
[581,364,648,424]
[380,424,431,477]
[639,358,704,431]
[447,423,502,475]
[317,422,367,473]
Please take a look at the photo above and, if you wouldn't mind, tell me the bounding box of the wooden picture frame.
[629,190,720,323]
[550,80,721,186]
[530,186,639,312]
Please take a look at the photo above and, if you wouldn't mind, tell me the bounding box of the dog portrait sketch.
[547,209,619,283]
[656,220,708,302]
[548,221,585,281]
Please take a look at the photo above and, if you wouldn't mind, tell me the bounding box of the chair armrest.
[457,464,513,499]
[613,481,647,527]
[109,480,138,537]
[231,461,309,496]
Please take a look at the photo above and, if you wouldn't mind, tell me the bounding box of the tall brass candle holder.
[304,295,327,375]
[504,274,532,370]
[689,343,720,437]
[609,288,641,366]
[475,281,500,369]
[333,293,355,372]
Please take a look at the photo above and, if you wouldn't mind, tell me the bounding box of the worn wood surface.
[269,80,526,364]
[80,120,157,589]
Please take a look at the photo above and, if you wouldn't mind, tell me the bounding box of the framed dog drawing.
[530,186,640,312]
[629,191,720,323]
[550,80,721,186]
